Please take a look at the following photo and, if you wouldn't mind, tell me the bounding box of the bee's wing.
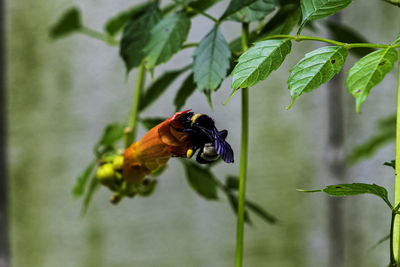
[213,129,234,163]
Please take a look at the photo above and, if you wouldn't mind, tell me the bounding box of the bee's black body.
[178,112,234,164]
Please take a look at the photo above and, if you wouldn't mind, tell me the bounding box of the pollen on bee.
[186,149,194,158]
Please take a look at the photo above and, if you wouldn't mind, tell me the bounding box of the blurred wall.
[7,0,399,266]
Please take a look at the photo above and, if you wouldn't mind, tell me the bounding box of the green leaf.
[231,39,292,90]
[245,200,277,223]
[299,0,352,33]
[347,114,395,164]
[225,175,239,190]
[384,160,395,169]
[347,131,394,164]
[260,4,301,36]
[228,0,277,23]
[193,26,231,92]
[49,8,82,39]
[120,3,162,72]
[143,13,191,69]
[346,48,398,113]
[181,160,218,200]
[220,0,259,21]
[94,123,125,152]
[139,66,189,112]
[288,46,347,104]
[369,234,390,251]
[140,117,168,130]
[298,183,392,209]
[81,175,100,215]
[394,33,400,44]
[104,2,149,36]
[324,21,374,58]
[226,192,252,224]
[187,0,223,17]
[174,73,197,111]
[72,160,97,198]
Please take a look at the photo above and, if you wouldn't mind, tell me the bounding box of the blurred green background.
[6,0,400,266]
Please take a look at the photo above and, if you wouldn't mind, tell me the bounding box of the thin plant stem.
[262,34,400,49]
[235,22,249,267]
[393,54,400,266]
[124,61,146,148]
[80,26,119,46]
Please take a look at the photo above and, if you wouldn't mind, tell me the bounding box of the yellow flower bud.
[96,163,115,186]
[112,155,124,170]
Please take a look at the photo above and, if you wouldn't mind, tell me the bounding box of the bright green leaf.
[228,0,277,23]
[140,117,167,130]
[143,13,191,69]
[181,160,218,200]
[139,67,189,111]
[260,4,301,36]
[220,0,259,20]
[324,21,374,58]
[174,73,197,111]
[346,48,398,112]
[193,26,231,92]
[104,2,149,36]
[49,8,82,39]
[120,3,162,72]
[288,46,347,104]
[299,0,352,33]
[231,39,292,90]
[72,160,96,197]
[298,183,392,209]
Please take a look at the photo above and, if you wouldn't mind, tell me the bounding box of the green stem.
[235,22,249,267]
[80,26,119,46]
[393,54,400,266]
[124,61,146,148]
[182,42,198,49]
[186,6,219,23]
[262,34,399,49]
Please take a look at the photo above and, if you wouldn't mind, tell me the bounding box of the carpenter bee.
[178,112,234,164]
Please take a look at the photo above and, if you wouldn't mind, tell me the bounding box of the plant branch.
[392,54,400,266]
[124,61,146,148]
[235,22,249,267]
[262,34,400,49]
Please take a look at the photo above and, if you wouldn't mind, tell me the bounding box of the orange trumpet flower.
[123,110,192,183]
